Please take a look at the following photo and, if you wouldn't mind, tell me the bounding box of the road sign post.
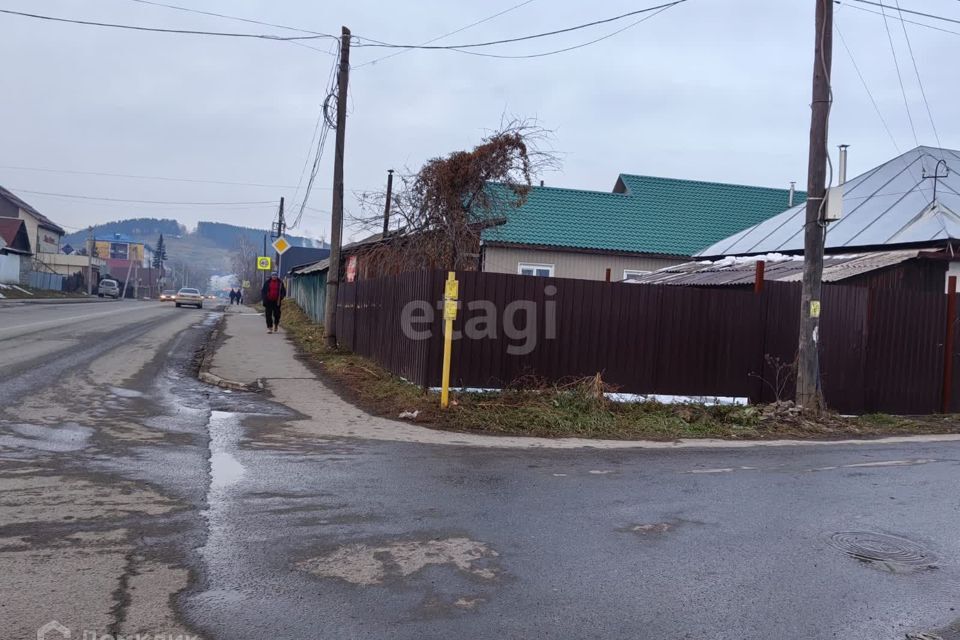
[440,271,458,409]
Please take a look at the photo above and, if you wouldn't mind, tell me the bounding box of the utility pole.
[278,197,285,276]
[86,226,94,295]
[324,26,351,347]
[796,0,833,411]
[383,169,394,236]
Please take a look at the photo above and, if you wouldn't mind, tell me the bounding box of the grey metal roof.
[628,249,924,286]
[697,146,960,257]
[291,258,328,275]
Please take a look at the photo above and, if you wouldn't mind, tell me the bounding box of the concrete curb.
[196,313,261,393]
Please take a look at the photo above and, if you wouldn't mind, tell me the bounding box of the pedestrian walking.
[236,289,243,305]
[229,289,237,305]
[261,272,286,333]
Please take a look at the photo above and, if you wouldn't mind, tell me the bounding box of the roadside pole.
[796,0,833,412]
[324,26,351,347]
[440,271,459,409]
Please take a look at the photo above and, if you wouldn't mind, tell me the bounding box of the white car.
[97,279,120,298]
[175,288,203,309]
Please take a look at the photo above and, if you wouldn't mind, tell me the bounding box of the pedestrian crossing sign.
[257,256,272,270]
[272,236,291,255]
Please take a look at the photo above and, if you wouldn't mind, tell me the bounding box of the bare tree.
[352,118,558,273]
[230,235,261,302]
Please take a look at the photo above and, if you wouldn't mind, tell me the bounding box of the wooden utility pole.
[324,26,351,347]
[796,0,833,411]
[276,196,285,276]
[383,169,394,236]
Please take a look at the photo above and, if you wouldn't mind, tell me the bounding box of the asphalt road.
[2,301,959,640]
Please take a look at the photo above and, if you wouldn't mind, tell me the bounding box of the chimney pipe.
[382,169,394,236]
[539,180,544,187]
[789,181,796,207]
[838,144,849,185]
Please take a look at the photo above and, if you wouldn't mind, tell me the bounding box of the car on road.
[97,279,120,298]
[159,289,177,302]
[175,287,204,309]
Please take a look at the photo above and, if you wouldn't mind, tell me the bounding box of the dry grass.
[281,300,960,441]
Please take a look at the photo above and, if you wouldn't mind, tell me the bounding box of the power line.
[878,1,921,153]
[838,2,960,38]
[0,164,296,188]
[10,188,277,205]
[354,0,538,69]
[0,8,336,42]
[121,0,332,37]
[437,4,680,59]
[851,0,960,26]
[353,2,684,50]
[892,0,945,156]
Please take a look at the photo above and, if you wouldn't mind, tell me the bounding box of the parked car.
[98,279,120,299]
[159,289,177,302]
[175,288,203,309]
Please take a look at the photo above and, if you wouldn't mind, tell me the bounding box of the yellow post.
[440,270,458,409]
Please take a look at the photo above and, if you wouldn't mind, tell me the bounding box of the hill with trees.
[62,218,326,280]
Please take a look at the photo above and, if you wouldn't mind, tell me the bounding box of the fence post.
[942,275,957,413]
[754,260,765,294]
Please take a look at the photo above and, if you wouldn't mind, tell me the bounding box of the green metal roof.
[481,175,806,256]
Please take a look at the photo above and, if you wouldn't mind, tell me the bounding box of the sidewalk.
[203,307,960,450]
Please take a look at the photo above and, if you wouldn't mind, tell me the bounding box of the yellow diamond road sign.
[272,236,291,255]
[256,256,272,270]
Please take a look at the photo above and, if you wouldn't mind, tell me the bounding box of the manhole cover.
[829,531,937,572]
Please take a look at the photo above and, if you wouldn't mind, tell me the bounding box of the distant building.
[0,185,65,257]
[94,233,146,277]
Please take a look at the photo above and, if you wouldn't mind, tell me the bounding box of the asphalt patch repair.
[297,537,501,586]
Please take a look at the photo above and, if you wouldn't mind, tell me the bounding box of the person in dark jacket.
[261,272,286,333]
[229,289,237,305]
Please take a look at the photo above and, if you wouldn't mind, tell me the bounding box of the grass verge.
[281,299,960,441]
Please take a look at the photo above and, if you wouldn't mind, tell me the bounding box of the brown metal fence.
[335,270,959,415]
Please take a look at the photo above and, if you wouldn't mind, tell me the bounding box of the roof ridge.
[618,174,806,194]
[487,182,633,198]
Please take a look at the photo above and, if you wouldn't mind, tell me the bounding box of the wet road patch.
[828,531,938,573]
[297,537,501,586]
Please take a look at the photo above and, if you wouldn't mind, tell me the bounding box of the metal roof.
[481,176,800,256]
[628,249,924,286]
[697,146,960,257]
[291,258,328,275]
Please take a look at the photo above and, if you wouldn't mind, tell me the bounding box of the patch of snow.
[605,393,748,406]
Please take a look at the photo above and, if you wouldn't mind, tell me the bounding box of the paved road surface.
[1,302,959,640]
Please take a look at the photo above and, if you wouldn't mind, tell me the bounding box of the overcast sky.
[0,0,955,242]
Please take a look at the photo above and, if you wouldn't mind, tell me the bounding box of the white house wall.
[483,245,685,281]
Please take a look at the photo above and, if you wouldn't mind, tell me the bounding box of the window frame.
[622,269,651,281]
[518,262,555,277]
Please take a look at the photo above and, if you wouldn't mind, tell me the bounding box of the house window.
[623,269,650,281]
[518,263,554,277]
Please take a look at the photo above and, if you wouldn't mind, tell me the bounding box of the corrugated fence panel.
[324,269,959,414]
[865,288,945,414]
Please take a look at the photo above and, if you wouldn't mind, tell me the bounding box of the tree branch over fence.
[351,118,558,273]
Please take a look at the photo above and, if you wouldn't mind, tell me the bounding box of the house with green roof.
[480,175,805,281]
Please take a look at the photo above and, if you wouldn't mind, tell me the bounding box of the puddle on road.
[109,386,145,399]
[0,422,94,453]
[298,537,501,586]
[207,411,246,492]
